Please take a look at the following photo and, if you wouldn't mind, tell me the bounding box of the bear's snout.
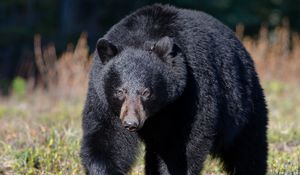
[120,96,146,131]
[123,117,139,132]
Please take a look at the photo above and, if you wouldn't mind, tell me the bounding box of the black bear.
[80,4,268,175]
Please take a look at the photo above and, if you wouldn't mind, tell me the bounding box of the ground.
[0,80,299,175]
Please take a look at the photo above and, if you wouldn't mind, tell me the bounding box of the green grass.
[0,97,84,175]
[0,80,299,175]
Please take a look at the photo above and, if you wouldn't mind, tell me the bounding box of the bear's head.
[97,36,187,131]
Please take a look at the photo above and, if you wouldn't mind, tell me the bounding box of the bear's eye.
[115,88,126,99]
[141,88,151,99]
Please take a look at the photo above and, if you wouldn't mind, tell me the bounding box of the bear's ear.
[96,39,118,64]
[153,36,181,59]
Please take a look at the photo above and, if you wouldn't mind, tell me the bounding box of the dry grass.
[33,33,92,99]
[28,20,300,99]
[238,20,300,83]
[24,20,300,101]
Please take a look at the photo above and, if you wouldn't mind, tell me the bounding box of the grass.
[0,80,299,175]
[0,95,84,175]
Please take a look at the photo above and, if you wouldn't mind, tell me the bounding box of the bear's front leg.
[145,146,170,175]
[145,144,194,175]
[185,138,212,175]
[81,126,139,175]
[80,108,139,175]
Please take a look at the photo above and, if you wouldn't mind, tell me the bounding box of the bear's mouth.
[122,119,145,132]
[121,116,146,132]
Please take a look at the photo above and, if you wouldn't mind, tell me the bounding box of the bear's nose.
[123,120,138,132]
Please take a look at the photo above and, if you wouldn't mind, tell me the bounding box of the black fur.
[80,4,268,175]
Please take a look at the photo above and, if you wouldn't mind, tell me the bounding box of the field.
[0,25,300,174]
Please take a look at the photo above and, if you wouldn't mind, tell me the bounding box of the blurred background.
[1,0,300,93]
[0,1,299,175]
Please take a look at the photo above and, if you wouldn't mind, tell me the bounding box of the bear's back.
[102,4,232,49]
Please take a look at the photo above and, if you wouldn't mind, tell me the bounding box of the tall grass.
[28,21,300,99]
[238,20,300,83]
[32,33,91,99]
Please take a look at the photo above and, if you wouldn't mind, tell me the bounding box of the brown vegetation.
[29,22,299,98]
[238,20,300,83]
[32,33,92,98]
